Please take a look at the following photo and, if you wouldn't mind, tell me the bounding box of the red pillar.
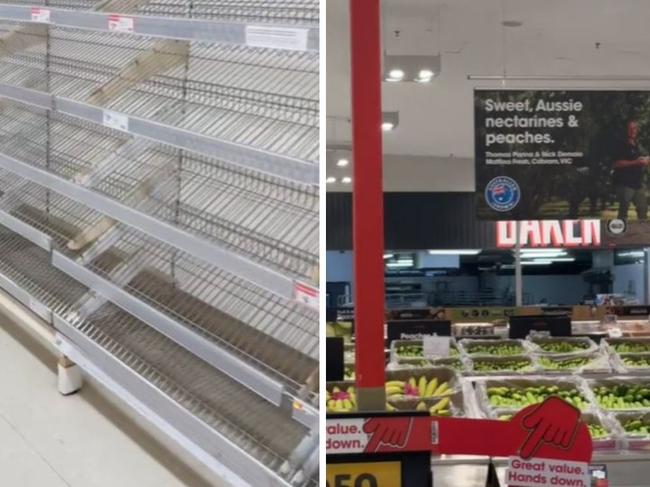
[350,0,386,409]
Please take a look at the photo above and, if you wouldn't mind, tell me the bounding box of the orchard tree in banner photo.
[475,90,650,221]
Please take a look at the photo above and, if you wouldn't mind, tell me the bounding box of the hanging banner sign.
[475,89,650,221]
[496,220,601,248]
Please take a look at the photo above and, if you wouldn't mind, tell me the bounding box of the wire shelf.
[0,229,87,314]
[0,229,309,478]
[0,99,317,280]
[0,23,318,163]
[0,163,317,392]
[67,303,309,473]
[47,27,318,162]
[0,4,319,481]
[0,167,104,247]
[78,225,319,387]
[0,0,319,25]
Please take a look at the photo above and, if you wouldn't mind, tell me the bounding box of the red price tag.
[294,281,318,309]
[108,15,134,33]
[31,8,50,23]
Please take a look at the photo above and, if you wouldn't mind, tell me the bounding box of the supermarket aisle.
[0,308,219,487]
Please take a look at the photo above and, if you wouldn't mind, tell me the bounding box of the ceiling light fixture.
[386,68,405,82]
[521,252,568,259]
[337,158,349,167]
[522,260,552,266]
[532,257,575,263]
[326,176,336,183]
[428,249,481,255]
[384,55,441,83]
[416,69,435,83]
[341,176,352,184]
[382,111,399,132]
[618,251,645,258]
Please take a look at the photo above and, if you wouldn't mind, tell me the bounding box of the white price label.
[246,25,308,51]
[423,336,450,357]
[607,327,623,338]
[108,15,134,33]
[102,110,129,132]
[294,281,318,309]
[31,8,51,23]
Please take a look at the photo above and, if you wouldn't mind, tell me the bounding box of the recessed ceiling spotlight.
[502,20,523,27]
[381,122,395,131]
[337,158,349,167]
[386,68,405,82]
[341,176,352,184]
[416,69,435,83]
[326,176,336,183]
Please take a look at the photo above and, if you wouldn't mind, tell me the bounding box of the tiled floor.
[0,308,222,487]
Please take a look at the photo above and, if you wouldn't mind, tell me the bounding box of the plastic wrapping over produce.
[587,377,650,411]
[527,336,598,355]
[475,376,594,417]
[611,352,650,374]
[603,337,650,354]
[613,411,650,450]
[535,351,612,375]
[389,338,459,363]
[459,338,526,356]
[470,355,537,375]
[388,356,467,373]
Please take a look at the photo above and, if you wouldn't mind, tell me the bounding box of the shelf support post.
[350,0,386,410]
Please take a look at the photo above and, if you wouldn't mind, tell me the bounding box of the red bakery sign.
[496,220,601,248]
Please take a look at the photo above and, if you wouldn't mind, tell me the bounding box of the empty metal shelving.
[0,1,319,485]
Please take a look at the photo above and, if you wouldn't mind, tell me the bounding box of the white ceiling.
[327,0,650,168]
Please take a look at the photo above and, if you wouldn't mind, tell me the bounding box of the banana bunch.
[414,397,452,416]
[326,386,357,412]
[385,376,453,400]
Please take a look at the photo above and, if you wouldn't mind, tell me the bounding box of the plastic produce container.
[460,338,526,357]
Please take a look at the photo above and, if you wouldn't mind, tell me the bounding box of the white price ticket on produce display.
[246,25,308,51]
[108,15,134,33]
[423,335,450,357]
[607,327,623,338]
[31,8,51,23]
[102,110,129,132]
[294,281,318,309]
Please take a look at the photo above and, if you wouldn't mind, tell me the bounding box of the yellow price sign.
[326,461,402,487]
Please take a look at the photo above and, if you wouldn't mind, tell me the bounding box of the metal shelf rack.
[0,1,319,45]
[0,2,319,485]
[0,228,317,486]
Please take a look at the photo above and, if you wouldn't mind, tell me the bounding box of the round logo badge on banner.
[485,176,521,212]
[607,219,627,236]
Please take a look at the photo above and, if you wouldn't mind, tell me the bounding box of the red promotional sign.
[496,220,601,248]
[327,397,593,462]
